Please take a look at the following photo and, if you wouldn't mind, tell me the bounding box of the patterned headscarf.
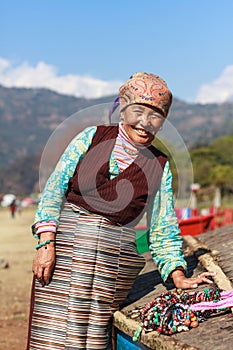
[118,72,172,117]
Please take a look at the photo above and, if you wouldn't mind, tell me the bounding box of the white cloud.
[196,65,233,104]
[0,57,122,98]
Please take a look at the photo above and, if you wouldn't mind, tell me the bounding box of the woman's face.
[120,104,165,144]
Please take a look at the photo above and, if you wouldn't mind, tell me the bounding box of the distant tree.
[190,135,233,194]
[210,135,233,165]
[190,147,216,187]
[209,164,233,195]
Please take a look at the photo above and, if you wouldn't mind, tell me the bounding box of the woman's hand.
[171,269,216,289]
[32,232,56,286]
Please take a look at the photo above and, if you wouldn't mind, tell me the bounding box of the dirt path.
[0,208,35,350]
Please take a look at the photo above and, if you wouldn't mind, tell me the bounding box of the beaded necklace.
[128,287,233,340]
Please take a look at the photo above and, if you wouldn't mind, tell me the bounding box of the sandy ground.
[0,207,35,350]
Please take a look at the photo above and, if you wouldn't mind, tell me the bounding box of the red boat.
[179,214,214,236]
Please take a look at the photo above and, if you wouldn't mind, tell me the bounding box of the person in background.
[27,72,215,349]
[9,199,17,218]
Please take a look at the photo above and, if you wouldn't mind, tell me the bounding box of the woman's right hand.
[32,233,56,286]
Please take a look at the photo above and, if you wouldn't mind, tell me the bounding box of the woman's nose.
[139,114,151,126]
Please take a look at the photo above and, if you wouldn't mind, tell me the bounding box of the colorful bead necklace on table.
[128,287,233,340]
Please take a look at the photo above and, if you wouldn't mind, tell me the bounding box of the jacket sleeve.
[32,126,97,235]
[148,161,187,281]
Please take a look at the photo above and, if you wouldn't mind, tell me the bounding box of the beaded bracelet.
[36,239,56,250]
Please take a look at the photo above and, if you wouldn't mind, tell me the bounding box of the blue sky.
[1,0,233,103]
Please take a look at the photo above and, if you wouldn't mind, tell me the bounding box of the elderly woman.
[27,72,215,349]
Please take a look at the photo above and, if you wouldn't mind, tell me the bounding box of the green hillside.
[1,85,233,195]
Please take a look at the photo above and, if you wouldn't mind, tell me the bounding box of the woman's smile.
[120,104,165,144]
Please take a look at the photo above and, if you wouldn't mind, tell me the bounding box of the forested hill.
[0,85,114,168]
[1,84,233,195]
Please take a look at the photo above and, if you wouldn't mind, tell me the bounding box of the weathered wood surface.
[114,224,233,350]
[183,235,233,293]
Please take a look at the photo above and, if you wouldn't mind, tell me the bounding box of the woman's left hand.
[171,270,216,289]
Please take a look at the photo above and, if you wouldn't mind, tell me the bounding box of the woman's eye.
[132,110,143,116]
[132,109,143,113]
[151,115,161,119]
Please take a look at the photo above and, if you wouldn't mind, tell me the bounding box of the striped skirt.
[27,203,145,349]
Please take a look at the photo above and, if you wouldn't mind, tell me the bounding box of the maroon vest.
[66,125,167,226]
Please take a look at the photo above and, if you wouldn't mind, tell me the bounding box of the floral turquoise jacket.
[34,126,187,281]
